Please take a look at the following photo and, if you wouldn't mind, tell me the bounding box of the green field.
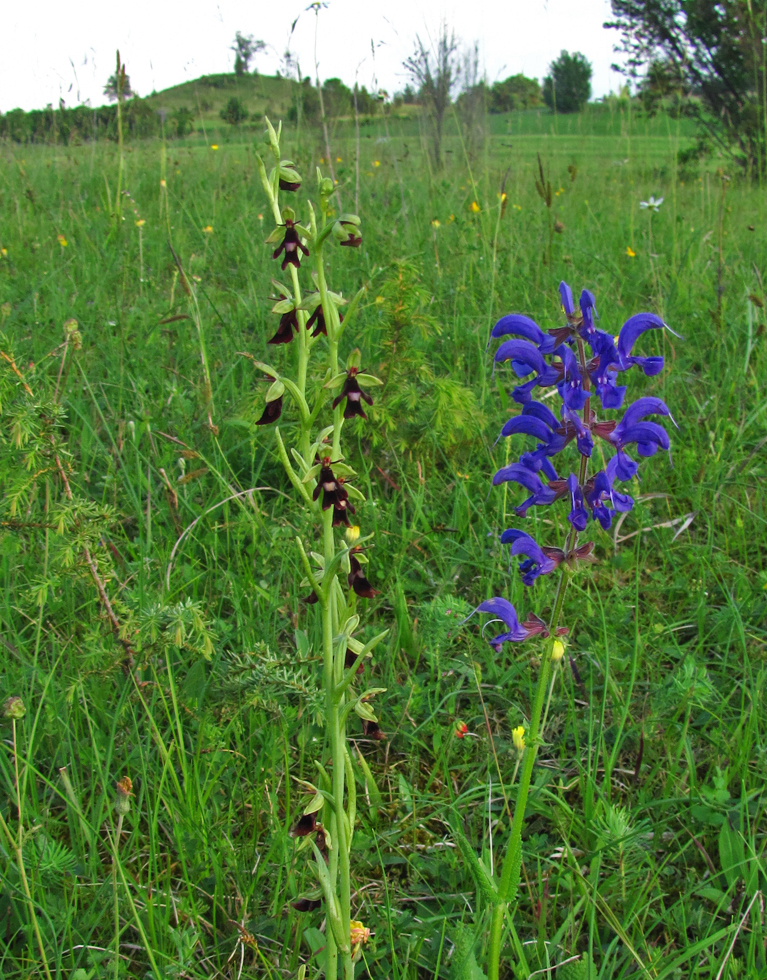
[1,105,766,980]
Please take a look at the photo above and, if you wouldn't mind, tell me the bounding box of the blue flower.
[500,529,559,585]
[466,598,557,650]
[562,404,594,457]
[598,396,673,479]
[492,464,558,516]
[556,345,590,411]
[490,313,557,354]
[499,406,566,479]
[494,339,559,404]
[477,598,529,646]
[616,313,666,376]
[585,460,634,529]
[559,281,575,317]
[566,473,589,531]
[579,288,599,343]
[589,336,627,409]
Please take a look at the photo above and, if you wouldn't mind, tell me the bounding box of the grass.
[0,103,766,980]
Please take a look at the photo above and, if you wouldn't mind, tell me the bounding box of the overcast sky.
[2,0,624,113]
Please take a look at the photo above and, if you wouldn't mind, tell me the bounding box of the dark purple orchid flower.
[256,395,283,425]
[272,219,309,271]
[492,463,558,516]
[268,309,299,345]
[490,314,557,354]
[332,367,373,420]
[500,529,558,585]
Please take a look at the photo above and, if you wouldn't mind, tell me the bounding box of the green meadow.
[1,101,766,979]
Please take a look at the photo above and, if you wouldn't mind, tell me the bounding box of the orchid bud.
[115,776,133,816]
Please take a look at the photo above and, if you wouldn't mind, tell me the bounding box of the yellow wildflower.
[211,144,219,150]
[448,214,455,222]
[160,178,167,188]
[345,525,360,544]
[551,640,565,663]
[374,296,385,304]
[501,191,507,202]
[1,248,7,258]
[202,225,213,233]
[350,920,370,957]
[470,201,480,213]
[135,218,145,227]
[57,234,68,247]
[431,218,440,228]
[626,246,636,257]
[336,156,342,163]
[512,726,526,754]
[373,160,380,167]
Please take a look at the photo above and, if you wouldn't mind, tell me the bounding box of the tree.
[543,51,592,113]
[231,32,265,75]
[607,0,767,171]
[638,59,688,116]
[489,74,542,113]
[174,106,195,138]
[220,97,248,126]
[404,23,460,168]
[104,71,134,102]
[321,78,353,117]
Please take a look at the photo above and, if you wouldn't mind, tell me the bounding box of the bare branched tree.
[456,43,486,158]
[404,23,460,169]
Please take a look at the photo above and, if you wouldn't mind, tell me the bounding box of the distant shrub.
[490,74,542,113]
[322,77,353,117]
[174,106,195,138]
[220,97,248,126]
[287,78,321,124]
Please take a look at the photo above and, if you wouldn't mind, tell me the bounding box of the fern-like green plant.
[367,260,482,456]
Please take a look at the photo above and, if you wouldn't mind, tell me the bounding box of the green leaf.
[719,818,746,889]
[450,923,487,980]
[449,813,499,903]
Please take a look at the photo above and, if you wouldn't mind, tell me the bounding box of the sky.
[1,0,624,113]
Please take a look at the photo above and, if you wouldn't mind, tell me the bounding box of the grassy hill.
[144,72,299,127]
